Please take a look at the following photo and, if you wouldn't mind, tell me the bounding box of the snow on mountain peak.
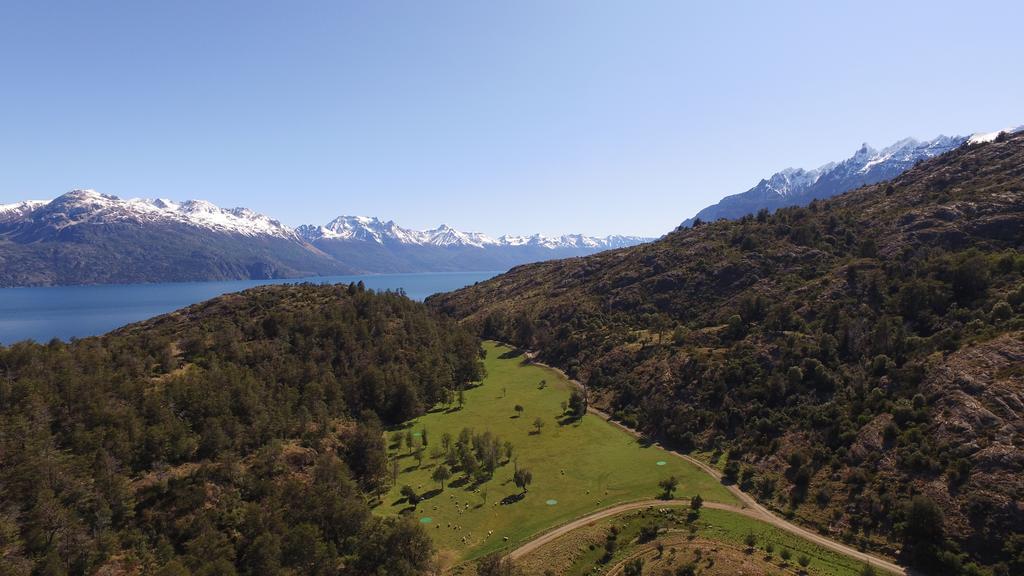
[857,134,963,174]
[970,131,1008,145]
[883,137,920,153]
[762,167,826,198]
[0,199,49,223]
[968,126,1023,145]
[679,130,983,228]
[296,216,649,249]
[8,190,296,239]
[5,191,653,250]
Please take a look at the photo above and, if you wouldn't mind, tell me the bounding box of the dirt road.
[516,353,908,575]
[509,499,745,560]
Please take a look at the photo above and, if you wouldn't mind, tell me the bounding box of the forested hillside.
[0,284,483,575]
[429,132,1024,575]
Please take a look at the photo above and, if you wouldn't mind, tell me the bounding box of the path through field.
[519,353,908,576]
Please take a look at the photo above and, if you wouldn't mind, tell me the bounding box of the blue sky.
[1,1,1021,237]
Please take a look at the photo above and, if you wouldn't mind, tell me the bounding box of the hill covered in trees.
[429,132,1024,575]
[0,284,483,575]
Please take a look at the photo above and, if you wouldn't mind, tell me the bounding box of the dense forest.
[430,132,1024,575]
[0,283,483,575]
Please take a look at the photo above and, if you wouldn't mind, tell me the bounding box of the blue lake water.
[0,271,498,344]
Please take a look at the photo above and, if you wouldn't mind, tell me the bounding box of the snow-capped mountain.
[496,233,645,250]
[297,216,647,250]
[680,128,1021,227]
[297,217,496,248]
[295,215,651,275]
[0,189,350,286]
[0,199,49,223]
[0,190,651,286]
[967,125,1023,144]
[10,189,296,239]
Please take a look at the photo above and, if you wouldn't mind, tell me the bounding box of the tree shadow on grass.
[500,493,526,505]
[557,414,583,427]
[448,476,471,489]
[420,488,442,501]
[499,349,524,360]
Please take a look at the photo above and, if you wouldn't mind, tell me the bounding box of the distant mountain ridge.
[0,190,650,286]
[681,127,1022,227]
[295,215,650,275]
[1,189,296,239]
[0,189,351,286]
[296,215,645,250]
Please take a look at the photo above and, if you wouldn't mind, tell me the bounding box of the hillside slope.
[0,284,483,575]
[430,132,1024,574]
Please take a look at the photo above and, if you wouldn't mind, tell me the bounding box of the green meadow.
[377,341,737,561]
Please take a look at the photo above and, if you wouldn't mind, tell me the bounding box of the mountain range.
[0,189,650,286]
[296,216,648,274]
[680,127,1022,227]
[3,126,1017,287]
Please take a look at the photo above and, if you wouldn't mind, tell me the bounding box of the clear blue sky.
[1,1,1021,237]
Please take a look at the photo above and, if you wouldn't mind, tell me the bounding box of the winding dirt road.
[509,499,745,560]
[514,353,908,575]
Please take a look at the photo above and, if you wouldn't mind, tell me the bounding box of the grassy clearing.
[691,448,731,473]
[532,505,892,576]
[376,341,736,561]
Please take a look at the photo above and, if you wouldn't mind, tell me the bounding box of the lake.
[0,271,498,344]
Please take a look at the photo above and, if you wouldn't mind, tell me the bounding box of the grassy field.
[524,505,892,576]
[376,341,737,562]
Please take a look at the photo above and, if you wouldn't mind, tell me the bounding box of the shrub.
[723,460,740,483]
